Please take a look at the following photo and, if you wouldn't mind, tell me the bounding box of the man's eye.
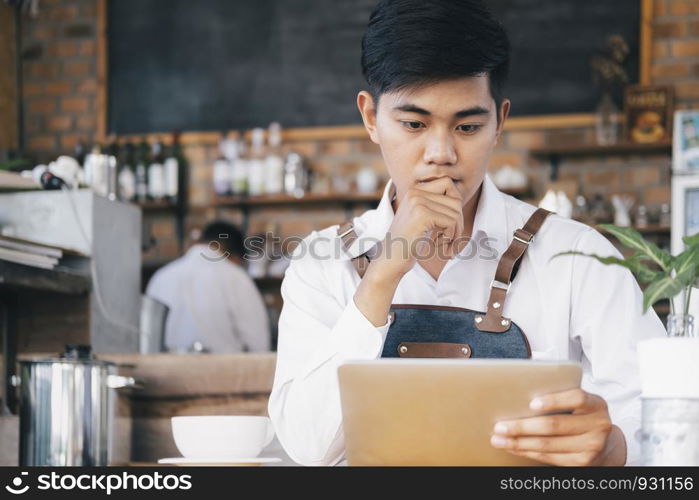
[401,121,424,130]
[457,124,482,134]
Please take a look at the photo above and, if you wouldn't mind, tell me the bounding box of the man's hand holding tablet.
[491,388,627,466]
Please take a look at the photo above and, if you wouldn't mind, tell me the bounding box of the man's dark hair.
[200,220,246,259]
[361,0,510,118]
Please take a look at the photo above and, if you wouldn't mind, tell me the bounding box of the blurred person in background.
[146,220,270,353]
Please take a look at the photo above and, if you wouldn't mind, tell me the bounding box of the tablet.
[338,359,582,466]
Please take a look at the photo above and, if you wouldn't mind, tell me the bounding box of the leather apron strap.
[337,182,396,279]
[337,221,372,278]
[475,207,552,333]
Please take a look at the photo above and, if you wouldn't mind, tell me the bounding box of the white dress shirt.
[146,244,270,353]
[268,174,666,466]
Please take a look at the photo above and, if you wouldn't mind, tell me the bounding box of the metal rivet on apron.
[399,345,408,354]
[475,316,483,324]
[389,311,396,324]
[501,319,510,326]
[461,347,469,355]
[492,302,501,309]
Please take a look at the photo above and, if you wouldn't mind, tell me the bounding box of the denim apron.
[337,205,552,360]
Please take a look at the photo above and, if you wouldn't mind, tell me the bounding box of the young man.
[147,220,270,353]
[268,0,665,466]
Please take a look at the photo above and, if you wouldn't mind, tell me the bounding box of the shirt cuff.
[616,416,641,466]
[326,297,391,359]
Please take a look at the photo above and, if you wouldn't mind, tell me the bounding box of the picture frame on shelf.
[671,174,699,255]
[672,110,699,174]
[623,85,673,145]
[671,174,699,321]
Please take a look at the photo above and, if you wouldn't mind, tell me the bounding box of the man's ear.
[495,98,511,144]
[357,90,380,144]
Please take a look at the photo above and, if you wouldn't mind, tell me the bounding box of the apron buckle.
[490,279,510,292]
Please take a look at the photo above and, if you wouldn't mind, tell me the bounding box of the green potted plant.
[555,224,699,465]
[553,224,699,337]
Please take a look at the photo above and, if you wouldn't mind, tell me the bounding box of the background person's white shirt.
[146,244,271,353]
[268,174,666,466]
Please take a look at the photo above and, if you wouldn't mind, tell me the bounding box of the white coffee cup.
[171,416,275,459]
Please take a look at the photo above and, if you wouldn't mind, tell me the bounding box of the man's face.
[358,76,509,207]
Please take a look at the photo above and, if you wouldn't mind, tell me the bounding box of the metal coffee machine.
[13,344,137,466]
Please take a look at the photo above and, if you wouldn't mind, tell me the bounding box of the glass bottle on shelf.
[118,142,136,202]
[213,134,231,196]
[284,152,307,198]
[229,138,248,196]
[135,139,150,203]
[84,143,110,197]
[73,139,86,168]
[635,204,649,229]
[105,135,119,201]
[659,203,671,227]
[572,192,590,224]
[264,122,284,195]
[83,143,99,188]
[163,131,180,204]
[247,128,266,196]
[148,139,166,201]
[589,193,610,224]
[595,89,620,145]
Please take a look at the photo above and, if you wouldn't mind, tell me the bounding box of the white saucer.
[158,457,282,467]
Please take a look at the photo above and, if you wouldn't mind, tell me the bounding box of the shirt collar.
[343,173,508,259]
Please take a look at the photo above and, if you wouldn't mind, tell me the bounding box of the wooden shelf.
[213,191,384,208]
[530,140,672,158]
[0,260,90,295]
[137,200,179,212]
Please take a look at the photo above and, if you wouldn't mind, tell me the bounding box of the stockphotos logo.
[4,471,192,496]
[5,472,29,495]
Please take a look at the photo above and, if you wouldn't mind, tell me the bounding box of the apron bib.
[337,204,551,360]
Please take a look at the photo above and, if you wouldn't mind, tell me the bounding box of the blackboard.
[107,0,641,134]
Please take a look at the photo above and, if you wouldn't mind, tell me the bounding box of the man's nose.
[423,130,457,165]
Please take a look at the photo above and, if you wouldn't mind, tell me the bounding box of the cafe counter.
[0,352,278,465]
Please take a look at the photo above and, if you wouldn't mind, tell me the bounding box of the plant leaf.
[551,250,661,283]
[674,244,699,278]
[682,232,699,247]
[599,224,673,271]
[642,267,695,312]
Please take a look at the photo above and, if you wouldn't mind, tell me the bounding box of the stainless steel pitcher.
[14,344,137,466]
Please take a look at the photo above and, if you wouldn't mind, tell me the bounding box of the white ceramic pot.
[638,338,699,465]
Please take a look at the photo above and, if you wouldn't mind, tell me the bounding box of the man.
[146,220,270,353]
[268,0,664,466]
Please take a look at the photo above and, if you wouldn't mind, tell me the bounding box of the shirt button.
[440,298,452,306]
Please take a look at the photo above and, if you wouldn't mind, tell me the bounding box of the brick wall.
[652,0,699,107]
[0,3,18,152]
[13,0,699,264]
[19,0,97,162]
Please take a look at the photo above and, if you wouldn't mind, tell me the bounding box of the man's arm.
[269,178,466,465]
[491,228,665,466]
[267,238,392,466]
[490,388,626,466]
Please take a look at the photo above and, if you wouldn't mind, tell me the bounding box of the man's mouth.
[417,176,461,184]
